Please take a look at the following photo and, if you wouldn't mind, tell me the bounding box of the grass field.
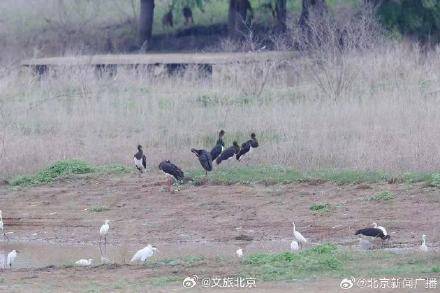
[1,2,439,292]
[1,43,440,179]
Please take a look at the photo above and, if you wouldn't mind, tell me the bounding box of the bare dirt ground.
[0,172,439,292]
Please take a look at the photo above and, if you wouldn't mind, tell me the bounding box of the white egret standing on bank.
[99,220,110,254]
[420,234,428,252]
[236,248,243,258]
[130,244,157,264]
[7,250,17,268]
[292,221,307,249]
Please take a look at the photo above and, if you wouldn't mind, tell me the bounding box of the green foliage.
[369,191,395,201]
[9,160,130,187]
[10,160,94,186]
[90,206,110,213]
[430,173,440,187]
[149,276,182,287]
[147,255,205,269]
[378,0,440,43]
[243,244,345,281]
[190,166,394,186]
[310,203,331,214]
[307,170,389,185]
[190,166,304,185]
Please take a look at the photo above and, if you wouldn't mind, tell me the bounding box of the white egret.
[7,250,17,268]
[0,210,9,241]
[420,234,428,252]
[292,221,307,249]
[99,220,110,254]
[130,244,157,264]
[75,258,93,266]
[236,248,243,258]
[290,240,299,252]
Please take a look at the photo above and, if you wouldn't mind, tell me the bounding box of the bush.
[10,160,95,186]
[369,191,395,201]
[430,173,440,187]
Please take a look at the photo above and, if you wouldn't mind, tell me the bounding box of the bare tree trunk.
[228,0,253,39]
[298,0,328,47]
[139,0,155,51]
[299,0,328,28]
[275,0,287,33]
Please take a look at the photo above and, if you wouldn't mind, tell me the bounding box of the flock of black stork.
[131,131,431,250]
[133,130,258,192]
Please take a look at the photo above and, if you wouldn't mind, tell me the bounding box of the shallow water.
[0,238,430,269]
[0,239,297,269]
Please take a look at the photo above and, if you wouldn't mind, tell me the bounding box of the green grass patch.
[190,166,394,185]
[190,166,304,185]
[310,203,332,214]
[90,206,110,213]
[149,276,182,287]
[430,173,440,187]
[241,245,439,282]
[369,191,395,201]
[146,255,206,269]
[9,160,130,187]
[242,244,346,281]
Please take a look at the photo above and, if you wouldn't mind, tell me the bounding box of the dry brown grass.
[1,42,440,178]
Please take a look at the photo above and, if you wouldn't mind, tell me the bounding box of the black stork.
[355,227,390,240]
[191,148,213,175]
[133,145,147,173]
[159,160,184,192]
[216,141,240,165]
[210,130,225,161]
[236,133,259,161]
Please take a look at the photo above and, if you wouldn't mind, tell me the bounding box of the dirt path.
[0,173,439,291]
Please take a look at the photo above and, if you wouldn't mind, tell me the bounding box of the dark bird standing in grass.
[355,227,390,240]
[216,141,240,165]
[191,148,213,175]
[210,130,225,161]
[236,133,259,161]
[133,145,147,173]
[159,160,184,192]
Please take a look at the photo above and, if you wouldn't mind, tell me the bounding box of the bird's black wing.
[355,228,383,238]
[199,151,213,171]
[142,155,147,169]
[210,144,222,160]
[159,161,184,181]
[217,147,235,164]
[134,150,143,160]
[236,141,251,160]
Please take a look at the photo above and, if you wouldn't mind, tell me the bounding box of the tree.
[139,0,155,51]
[299,0,328,29]
[228,0,253,38]
[377,0,440,45]
[274,0,287,33]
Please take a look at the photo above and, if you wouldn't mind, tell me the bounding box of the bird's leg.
[205,170,207,176]
[3,232,9,242]
[104,235,107,255]
[168,178,173,193]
